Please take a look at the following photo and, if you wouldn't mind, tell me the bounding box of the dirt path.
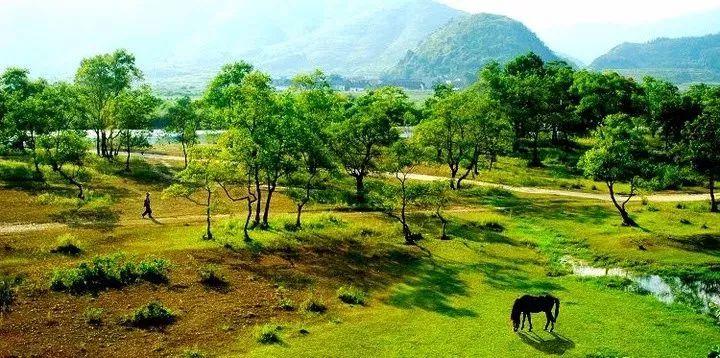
[402,173,711,203]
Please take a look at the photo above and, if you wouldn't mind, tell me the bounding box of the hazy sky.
[439,0,720,28]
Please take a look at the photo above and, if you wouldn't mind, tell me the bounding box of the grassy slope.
[1,156,719,357]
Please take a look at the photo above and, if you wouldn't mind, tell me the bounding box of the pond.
[561,257,720,321]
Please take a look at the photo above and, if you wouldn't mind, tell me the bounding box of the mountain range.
[1,0,720,92]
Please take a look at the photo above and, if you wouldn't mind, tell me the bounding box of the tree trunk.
[437,208,449,240]
[55,166,84,200]
[608,183,636,227]
[449,165,459,190]
[94,130,101,156]
[101,131,108,158]
[354,174,366,203]
[295,201,306,229]
[181,140,188,169]
[261,184,275,229]
[244,196,253,241]
[400,177,414,245]
[125,140,131,172]
[205,189,213,240]
[253,170,262,227]
[711,175,718,213]
[529,132,541,167]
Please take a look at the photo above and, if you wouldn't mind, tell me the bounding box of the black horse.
[511,295,559,332]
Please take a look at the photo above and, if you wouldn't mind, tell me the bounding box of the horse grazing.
[511,295,559,332]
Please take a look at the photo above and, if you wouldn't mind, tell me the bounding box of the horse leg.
[544,311,551,331]
[521,312,526,330]
[527,313,533,332]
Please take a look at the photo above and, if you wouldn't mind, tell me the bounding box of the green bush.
[125,301,175,328]
[710,345,720,358]
[0,275,19,312]
[255,324,282,344]
[302,296,327,313]
[198,264,228,288]
[0,160,35,184]
[50,234,82,256]
[337,286,366,305]
[182,350,206,358]
[83,307,104,325]
[278,298,295,311]
[50,254,170,294]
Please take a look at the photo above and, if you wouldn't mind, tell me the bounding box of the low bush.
[124,301,175,328]
[83,307,104,325]
[710,346,720,358]
[302,296,327,313]
[198,264,228,288]
[50,254,170,294]
[337,286,366,305]
[50,234,82,256]
[0,160,35,184]
[0,275,20,312]
[278,298,295,311]
[182,350,206,358]
[255,324,282,344]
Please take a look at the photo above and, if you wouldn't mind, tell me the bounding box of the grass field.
[1,154,719,357]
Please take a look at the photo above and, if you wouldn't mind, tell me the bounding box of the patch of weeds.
[646,205,659,212]
[337,286,367,305]
[0,160,36,185]
[358,228,377,237]
[546,263,571,277]
[83,307,104,325]
[198,264,228,288]
[680,218,692,225]
[591,185,598,191]
[305,214,346,230]
[182,349,206,358]
[480,221,505,232]
[676,203,686,210]
[299,327,310,335]
[0,275,22,312]
[302,295,327,314]
[123,301,175,328]
[256,324,282,344]
[50,234,82,256]
[278,298,295,311]
[50,254,170,294]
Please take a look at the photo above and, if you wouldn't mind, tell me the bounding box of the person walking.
[142,192,153,219]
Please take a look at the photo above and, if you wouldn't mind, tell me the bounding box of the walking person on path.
[142,192,154,219]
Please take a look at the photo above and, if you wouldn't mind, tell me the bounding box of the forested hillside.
[387,13,559,85]
[590,33,720,84]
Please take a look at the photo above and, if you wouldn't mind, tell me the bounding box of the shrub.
[50,234,82,256]
[647,205,660,212]
[198,265,228,288]
[0,160,35,184]
[83,307,104,325]
[676,203,686,210]
[680,218,692,225]
[710,346,720,358]
[337,286,366,305]
[0,275,19,312]
[50,254,170,294]
[481,221,505,232]
[278,298,295,311]
[182,350,206,358]
[124,301,175,328]
[302,296,327,313]
[255,324,282,344]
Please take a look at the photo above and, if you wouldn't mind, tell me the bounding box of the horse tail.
[511,299,521,323]
[553,297,560,321]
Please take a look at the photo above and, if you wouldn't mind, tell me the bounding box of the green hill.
[590,33,720,84]
[387,13,560,84]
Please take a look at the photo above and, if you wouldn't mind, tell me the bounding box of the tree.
[166,96,201,168]
[75,49,142,158]
[417,88,512,189]
[578,114,652,226]
[571,70,646,133]
[217,129,258,241]
[331,88,406,202]
[683,101,720,212]
[37,132,91,199]
[286,71,343,228]
[164,146,223,240]
[0,68,49,173]
[413,181,453,240]
[109,85,160,171]
[642,77,699,146]
[373,139,427,245]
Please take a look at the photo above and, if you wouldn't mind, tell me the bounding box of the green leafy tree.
[683,101,720,212]
[578,114,652,226]
[217,129,258,241]
[166,96,201,168]
[642,77,700,146]
[331,87,404,202]
[37,132,91,199]
[164,146,223,240]
[372,139,427,245]
[571,70,646,132]
[75,49,142,157]
[286,71,344,228]
[109,85,160,171]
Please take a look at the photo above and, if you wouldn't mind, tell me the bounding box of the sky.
[438,0,720,29]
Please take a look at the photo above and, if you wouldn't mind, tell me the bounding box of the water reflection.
[562,257,720,320]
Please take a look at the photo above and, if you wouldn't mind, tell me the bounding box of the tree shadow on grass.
[384,262,477,318]
[469,261,564,294]
[518,331,575,355]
